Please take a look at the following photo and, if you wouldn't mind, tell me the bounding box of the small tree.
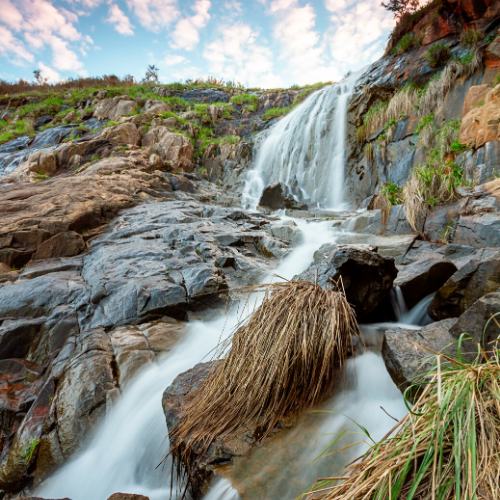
[381,0,420,19]
[33,69,47,85]
[143,65,159,84]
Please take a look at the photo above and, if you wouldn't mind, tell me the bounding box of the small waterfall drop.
[390,286,433,326]
[242,72,360,211]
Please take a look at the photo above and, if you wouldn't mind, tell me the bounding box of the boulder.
[258,183,286,210]
[382,319,458,395]
[94,97,137,121]
[258,182,306,211]
[143,99,172,115]
[394,258,457,309]
[163,362,257,500]
[269,221,303,245]
[429,256,500,320]
[98,123,140,145]
[32,231,86,261]
[141,127,194,172]
[297,244,398,319]
[449,291,500,358]
[107,494,149,500]
[27,150,57,176]
[0,262,11,275]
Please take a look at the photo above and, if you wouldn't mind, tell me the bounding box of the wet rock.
[429,254,500,320]
[111,319,186,387]
[382,319,458,395]
[107,494,149,500]
[0,170,172,267]
[269,221,303,245]
[258,182,306,211]
[449,291,500,358]
[98,123,140,146]
[142,127,194,172]
[298,243,398,319]
[394,258,457,309]
[93,97,137,121]
[32,232,86,261]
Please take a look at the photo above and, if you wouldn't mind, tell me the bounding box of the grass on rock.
[169,279,359,493]
[306,336,500,500]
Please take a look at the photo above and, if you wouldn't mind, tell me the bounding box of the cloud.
[162,54,187,66]
[324,0,348,12]
[107,4,134,35]
[170,0,211,51]
[38,61,61,82]
[0,25,34,65]
[0,0,89,72]
[326,0,394,66]
[203,23,277,87]
[125,0,179,33]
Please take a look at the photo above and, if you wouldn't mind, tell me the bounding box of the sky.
[0,0,396,88]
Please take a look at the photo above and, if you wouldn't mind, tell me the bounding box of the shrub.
[460,28,483,47]
[425,42,452,68]
[450,140,467,153]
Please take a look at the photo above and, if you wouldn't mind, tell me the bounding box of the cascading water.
[37,220,339,500]
[242,72,360,211]
[37,76,435,500]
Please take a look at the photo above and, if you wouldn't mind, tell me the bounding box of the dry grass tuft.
[169,280,359,492]
[306,343,500,500]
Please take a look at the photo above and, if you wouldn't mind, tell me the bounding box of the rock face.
[0,169,172,268]
[98,123,140,146]
[0,183,292,492]
[298,244,398,320]
[107,493,150,500]
[429,254,500,320]
[382,319,458,395]
[394,258,457,309]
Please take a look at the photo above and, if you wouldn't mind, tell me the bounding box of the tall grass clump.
[306,340,500,500]
[403,161,462,231]
[425,42,452,68]
[419,50,483,117]
[392,32,425,55]
[169,280,359,491]
[460,28,483,47]
[230,93,259,108]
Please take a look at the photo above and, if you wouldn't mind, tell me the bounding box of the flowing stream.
[242,72,359,211]
[38,77,427,500]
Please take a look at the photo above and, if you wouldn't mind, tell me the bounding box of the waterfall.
[242,72,360,211]
[390,286,433,326]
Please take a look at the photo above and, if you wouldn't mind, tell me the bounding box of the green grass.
[415,114,435,134]
[263,107,290,121]
[392,32,425,55]
[425,42,452,68]
[220,134,239,145]
[230,93,259,107]
[380,182,403,205]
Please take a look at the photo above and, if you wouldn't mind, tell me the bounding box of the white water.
[242,73,360,211]
[390,286,433,326]
[38,220,339,500]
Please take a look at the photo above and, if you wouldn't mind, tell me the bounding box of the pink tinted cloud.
[107,4,135,36]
